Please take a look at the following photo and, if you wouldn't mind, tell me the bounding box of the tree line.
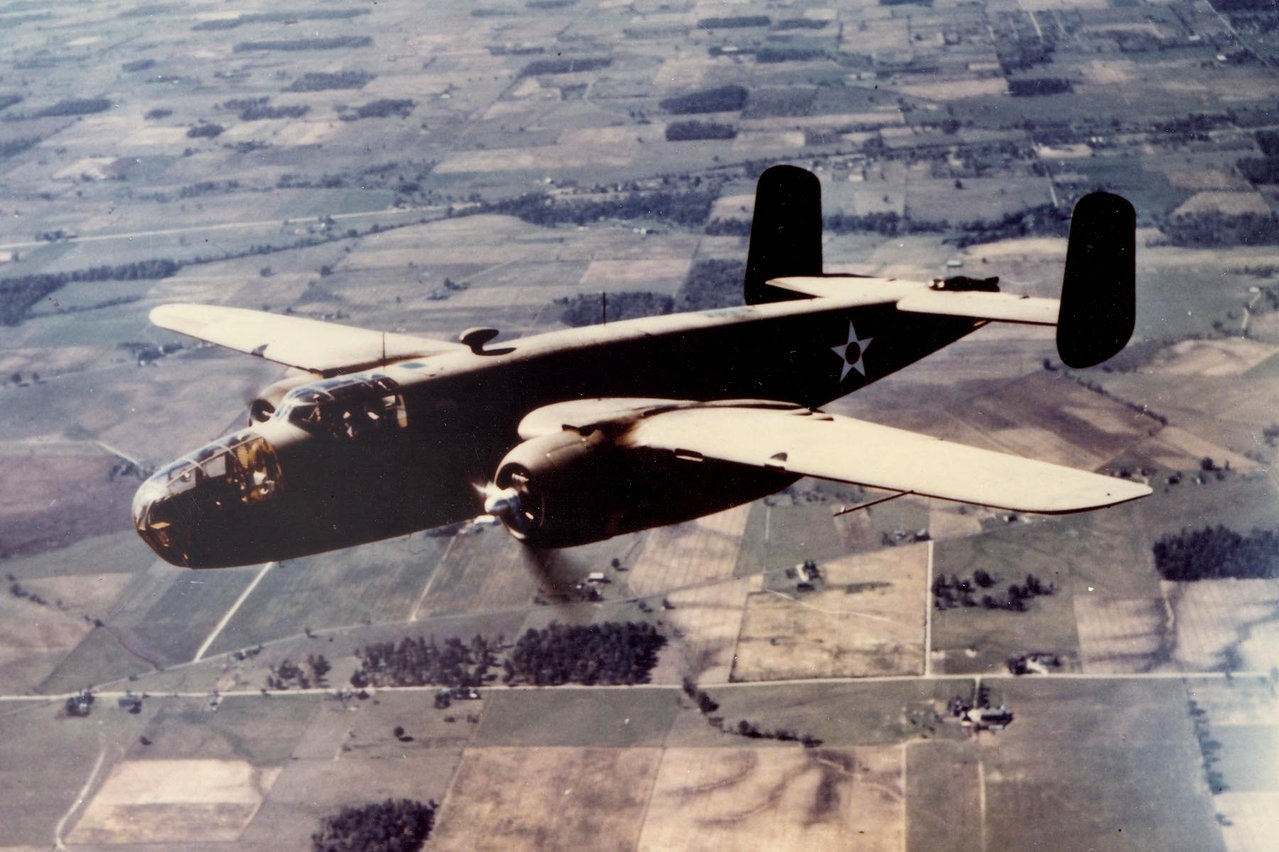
[1153,525,1279,580]
[482,190,717,228]
[350,635,499,690]
[503,622,666,686]
[0,258,180,326]
[312,799,435,852]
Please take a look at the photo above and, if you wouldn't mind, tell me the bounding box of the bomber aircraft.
[133,165,1150,568]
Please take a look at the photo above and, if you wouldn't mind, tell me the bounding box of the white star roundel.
[831,321,873,382]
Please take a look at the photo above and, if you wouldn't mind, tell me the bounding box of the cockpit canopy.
[274,374,408,440]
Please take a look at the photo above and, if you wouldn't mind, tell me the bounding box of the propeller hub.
[484,486,521,517]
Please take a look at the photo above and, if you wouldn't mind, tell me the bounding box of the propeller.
[476,470,538,535]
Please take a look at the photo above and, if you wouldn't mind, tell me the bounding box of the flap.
[621,405,1149,513]
[150,303,466,375]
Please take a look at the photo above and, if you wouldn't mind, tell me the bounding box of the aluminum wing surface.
[622,405,1150,513]
[150,303,467,375]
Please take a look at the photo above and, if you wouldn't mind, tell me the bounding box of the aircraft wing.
[621,404,1150,513]
[150,303,467,375]
[769,276,1059,325]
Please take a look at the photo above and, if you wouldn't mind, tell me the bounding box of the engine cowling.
[484,424,797,549]
[486,429,622,548]
[249,372,320,424]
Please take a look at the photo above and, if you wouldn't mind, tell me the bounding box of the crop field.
[637,746,905,852]
[429,747,662,852]
[730,544,927,681]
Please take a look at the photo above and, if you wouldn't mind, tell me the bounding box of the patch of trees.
[267,654,331,690]
[528,0,575,7]
[340,99,415,121]
[195,8,369,30]
[122,58,156,73]
[178,179,240,198]
[775,18,828,30]
[756,46,826,63]
[881,0,933,5]
[119,340,183,364]
[519,56,612,76]
[484,190,716,228]
[0,137,39,159]
[826,211,946,237]
[665,120,736,141]
[144,108,172,120]
[1008,78,1072,96]
[740,87,816,119]
[0,94,22,112]
[503,622,666,686]
[1160,212,1279,247]
[312,799,435,852]
[558,291,673,327]
[0,258,180,326]
[286,70,376,92]
[933,571,1054,611]
[34,97,112,118]
[186,122,224,139]
[676,259,745,311]
[952,204,1068,247]
[223,97,310,121]
[704,218,751,236]
[1153,525,1279,581]
[1237,157,1279,184]
[659,85,748,114]
[351,635,498,690]
[1256,129,1279,156]
[697,15,771,28]
[234,36,373,52]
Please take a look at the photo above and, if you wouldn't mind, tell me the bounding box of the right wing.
[151,303,467,376]
[614,402,1149,513]
[769,276,1060,325]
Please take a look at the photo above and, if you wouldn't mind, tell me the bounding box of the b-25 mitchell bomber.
[133,166,1150,568]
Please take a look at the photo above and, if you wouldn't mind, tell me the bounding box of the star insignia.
[831,321,873,382]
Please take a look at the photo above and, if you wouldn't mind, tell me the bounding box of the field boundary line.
[925,537,934,678]
[410,537,457,621]
[54,737,109,849]
[193,561,275,662]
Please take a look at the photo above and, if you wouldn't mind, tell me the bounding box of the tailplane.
[745,165,823,305]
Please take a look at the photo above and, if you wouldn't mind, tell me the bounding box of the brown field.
[414,529,545,618]
[578,257,693,293]
[905,740,982,852]
[429,747,662,852]
[1172,191,1272,217]
[1148,338,1279,378]
[1164,579,1279,672]
[731,544,927,681]
[628,505,751,599]
[1073,595,1169,673]
[69,759,280,845]
[637,746,904,852]
[648,575,762,685]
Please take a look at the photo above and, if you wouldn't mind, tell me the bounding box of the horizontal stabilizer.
[896,290,1059,325]
[150,303,465,376]
[621,404,1150,513]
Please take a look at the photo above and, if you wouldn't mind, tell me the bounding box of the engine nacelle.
[249,372,320,424]
[486,427,797,549]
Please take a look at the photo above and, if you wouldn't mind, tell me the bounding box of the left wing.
[615,403,1149,513]
[151,303,467,376]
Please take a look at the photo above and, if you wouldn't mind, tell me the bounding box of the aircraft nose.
[132,432,284,568]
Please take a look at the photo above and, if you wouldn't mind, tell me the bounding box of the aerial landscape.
[2,0,1279,849]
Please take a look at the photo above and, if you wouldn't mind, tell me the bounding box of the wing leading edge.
[150,303,466,376]
[620,403,1150,513]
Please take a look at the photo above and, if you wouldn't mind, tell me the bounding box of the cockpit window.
[275,374,408,441]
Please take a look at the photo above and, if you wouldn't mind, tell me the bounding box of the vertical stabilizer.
[745,165,823,305]
[1056,192,1136,368]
